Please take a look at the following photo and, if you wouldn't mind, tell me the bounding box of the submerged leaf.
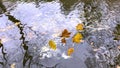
[72,32,83,43]
[48,40,57,50]
[67,47,74,56]
[76,23,84,31]
[61,38,66,43]
[60,29,71,38]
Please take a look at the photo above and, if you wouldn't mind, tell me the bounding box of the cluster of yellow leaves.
[71,23,84,43]
[67,47,74,56]
[48,23,84,56]
[48,40,57,50]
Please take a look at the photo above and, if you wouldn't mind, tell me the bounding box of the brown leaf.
[61,38,66,43]
[60,29,71,38]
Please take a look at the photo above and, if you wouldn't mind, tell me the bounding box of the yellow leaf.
[49,40,57,50]
[76,23,84,31]
[67,48,74,56]
[72,33,83,43]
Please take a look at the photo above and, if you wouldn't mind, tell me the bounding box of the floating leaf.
[67,47,74,56]
[60,29,71,38]
[15,22,20,26]
[72,33,83,43]
[48,40,57,50]
[61,38,66,43]
[76,23,84,31]
[10,63,16,68]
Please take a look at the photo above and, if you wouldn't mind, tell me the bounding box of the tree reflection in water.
[0,0,120,68]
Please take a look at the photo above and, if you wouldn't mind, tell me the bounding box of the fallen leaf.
[15,22,20,26]
[76,23,84,31]
[49,40,57,50]
[72,32,83,43]
[10,63,16,68]
[67,47,74,56]
[60,29,71,38]
[61,38,66,43]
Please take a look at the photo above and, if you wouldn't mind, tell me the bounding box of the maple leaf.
[48,40,57,50]
[61,38,66,43]
[60,29,71,38]
[72,32,83,43]
[67,47,74,56]
[76,23,84,31]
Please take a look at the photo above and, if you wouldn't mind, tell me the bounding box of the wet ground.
[0,0,120,68]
